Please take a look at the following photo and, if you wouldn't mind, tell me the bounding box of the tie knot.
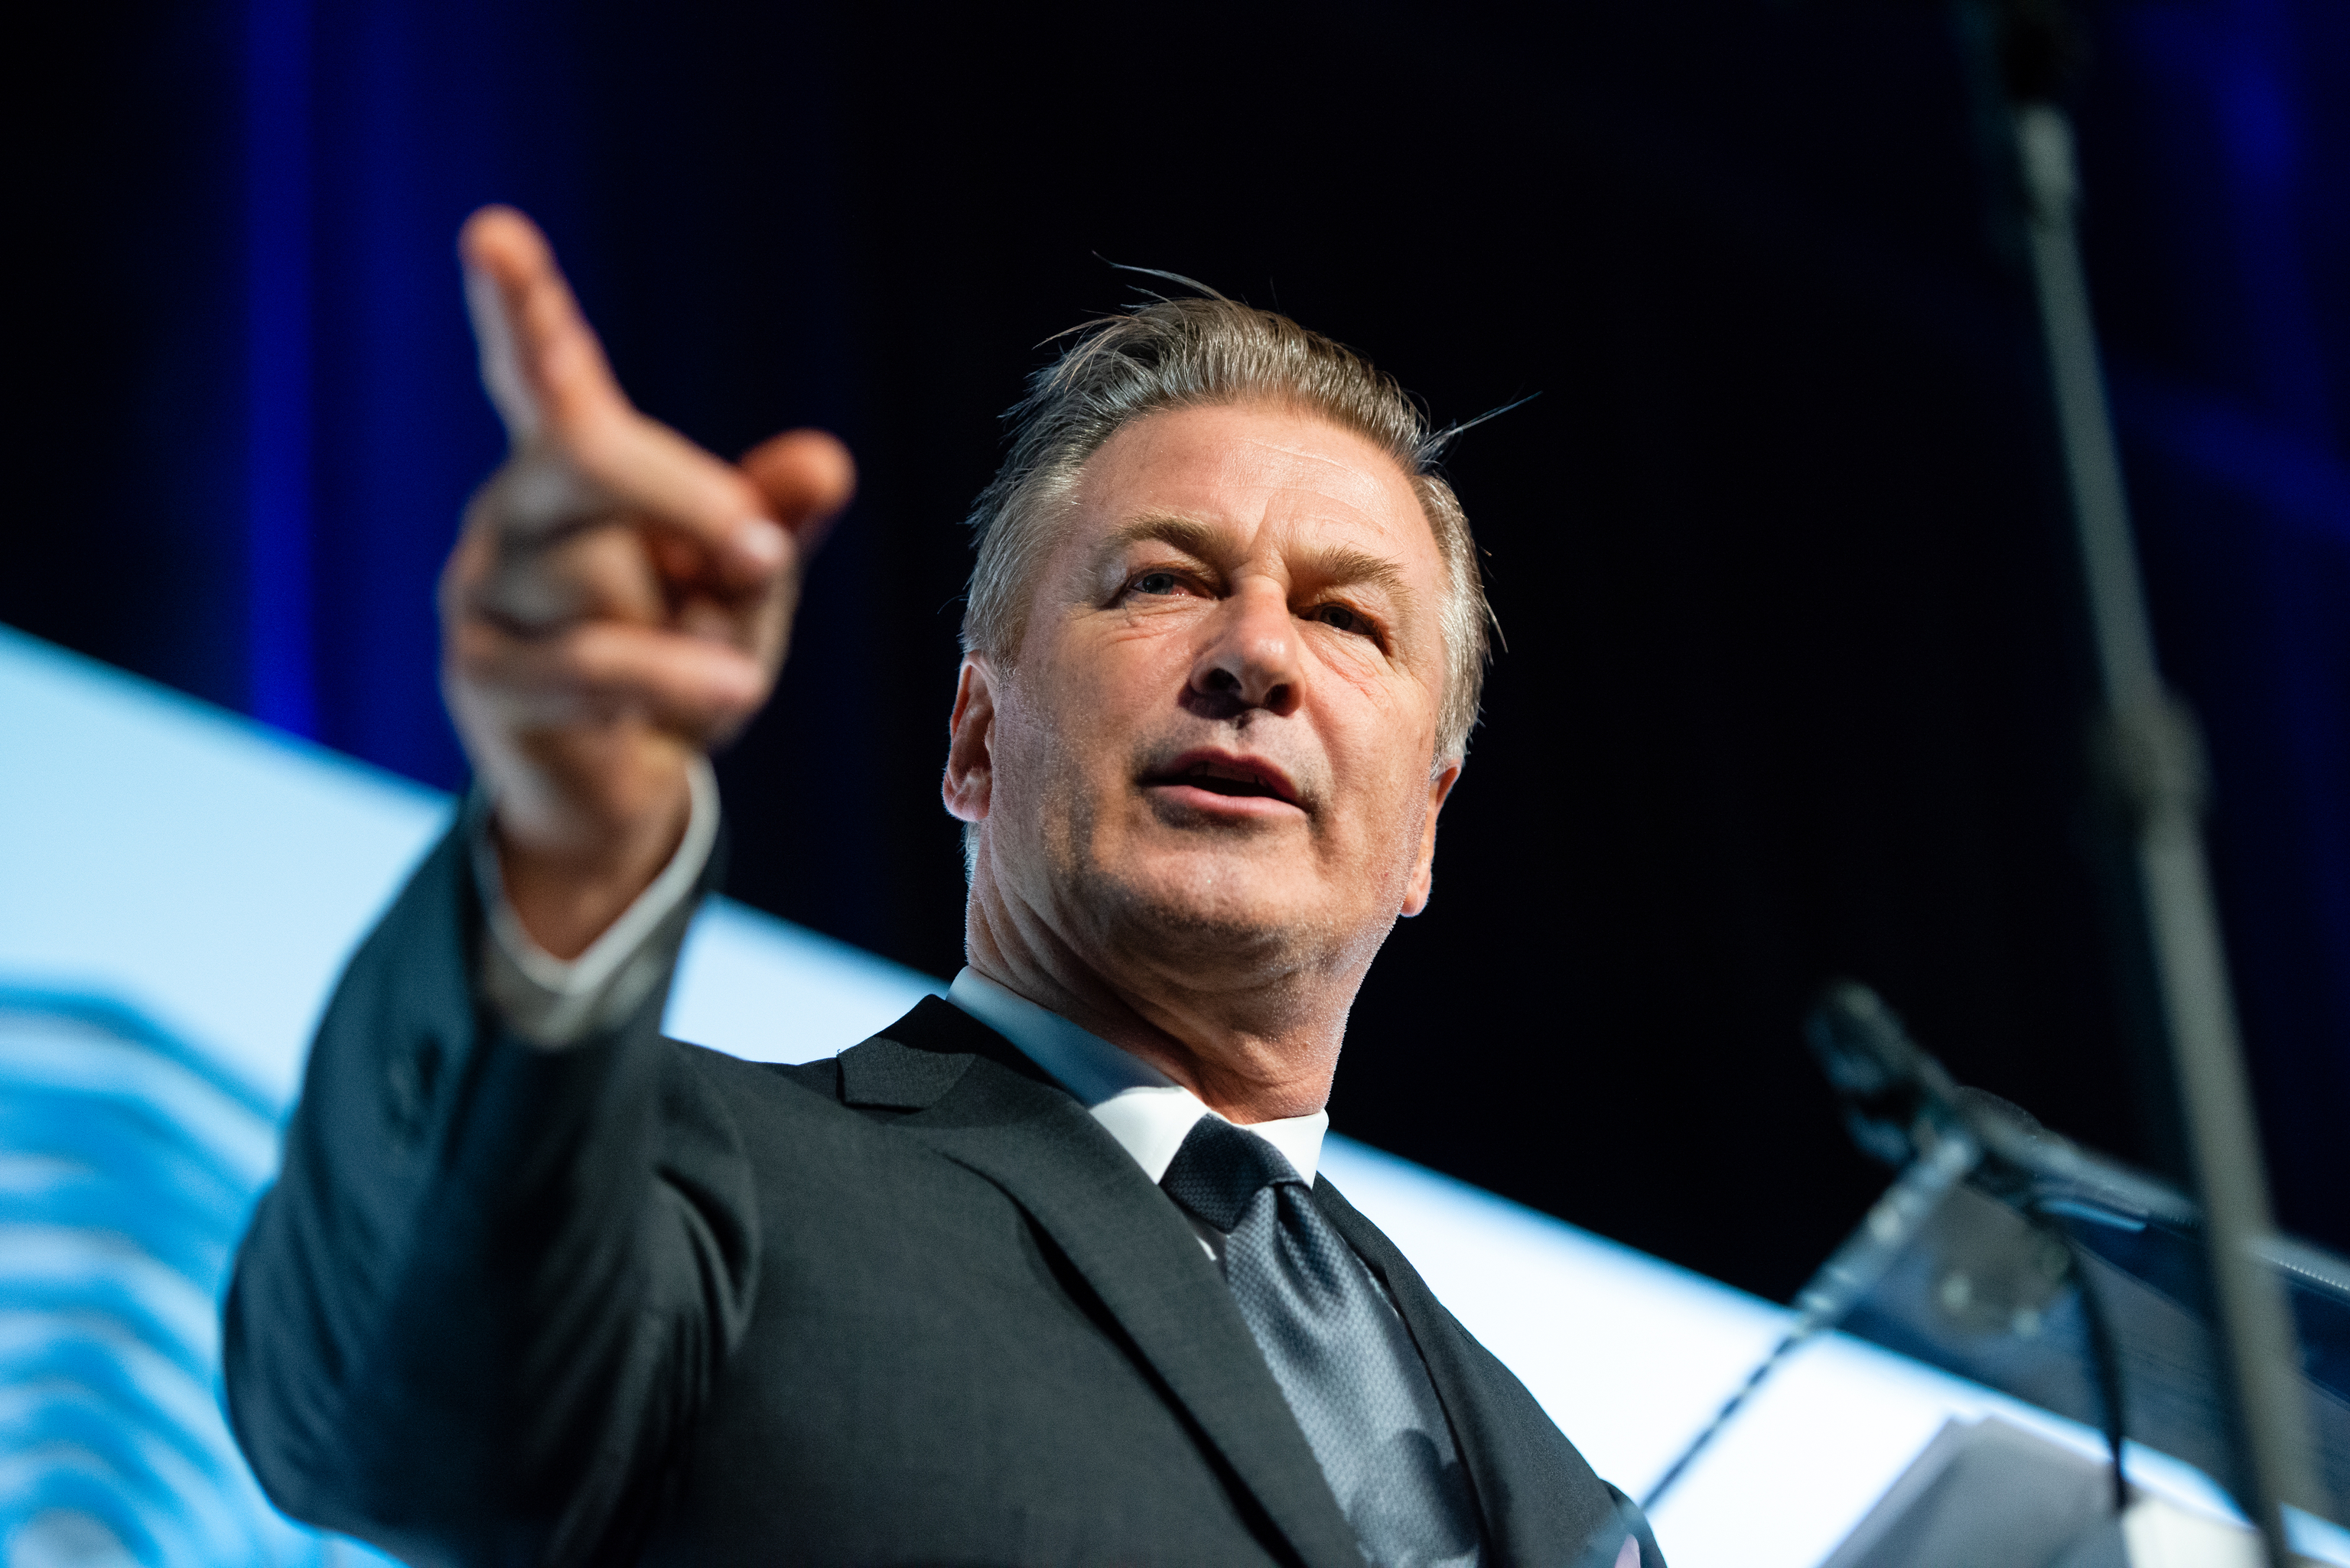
[1160,1114,1301,1233]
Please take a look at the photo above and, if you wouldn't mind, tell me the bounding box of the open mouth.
[1181,771,1284,800]
[1143,752,1303,809]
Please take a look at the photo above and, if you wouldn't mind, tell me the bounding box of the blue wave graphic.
[0,987,394,1567]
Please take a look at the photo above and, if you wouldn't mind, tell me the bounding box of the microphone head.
[1805,981,1943,1166]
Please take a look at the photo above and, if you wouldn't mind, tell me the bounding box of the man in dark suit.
[224,207,1665,1568]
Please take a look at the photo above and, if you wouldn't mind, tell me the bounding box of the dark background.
[16,0,2345,1299]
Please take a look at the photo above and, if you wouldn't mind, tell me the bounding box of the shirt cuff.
[471,756,720,1048]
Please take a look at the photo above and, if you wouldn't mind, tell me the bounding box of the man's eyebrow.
[1298,543,1411,600]
[1105,516,1415,601]
[1104,516,1221,558]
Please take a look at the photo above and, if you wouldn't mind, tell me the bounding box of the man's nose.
[1187,582,1302,717]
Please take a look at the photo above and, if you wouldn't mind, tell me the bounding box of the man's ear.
[942,656,997,824]
[1398,760,1462,918]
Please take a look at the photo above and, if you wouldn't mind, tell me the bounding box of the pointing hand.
[441,207,854,957]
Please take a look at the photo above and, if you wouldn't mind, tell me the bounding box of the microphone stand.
[1969,1,2331,1554]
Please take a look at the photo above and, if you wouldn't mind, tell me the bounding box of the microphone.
[1805,980,2189,1225]
[1804,979,1969,1169]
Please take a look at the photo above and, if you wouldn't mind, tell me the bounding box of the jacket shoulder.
[657,993,1017,1115]
[653,1036,841,1100]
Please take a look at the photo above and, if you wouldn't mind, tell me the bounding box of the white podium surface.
[4,624,2342,1567]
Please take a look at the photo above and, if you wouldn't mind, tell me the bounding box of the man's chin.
[1068,844,1328,971]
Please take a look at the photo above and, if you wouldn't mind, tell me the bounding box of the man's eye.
[1310,603,1372,636]
[1132,571,1184,596]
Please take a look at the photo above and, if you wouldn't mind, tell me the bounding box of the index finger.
[459,206,630,447]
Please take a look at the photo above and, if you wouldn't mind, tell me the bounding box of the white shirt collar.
[946,967,1327,1186]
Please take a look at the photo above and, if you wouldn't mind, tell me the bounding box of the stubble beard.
[1051,780,1383,1001]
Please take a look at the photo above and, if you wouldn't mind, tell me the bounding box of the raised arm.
[223,210,851,1563]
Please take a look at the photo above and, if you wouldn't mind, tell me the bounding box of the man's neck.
[962,894,1346,1126]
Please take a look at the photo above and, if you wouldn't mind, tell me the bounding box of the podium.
[1823,1415,2329,1566]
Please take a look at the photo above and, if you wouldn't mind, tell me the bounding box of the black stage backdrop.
[16,1,2348,1297]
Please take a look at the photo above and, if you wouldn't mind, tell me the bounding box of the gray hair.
[960,292,1493,765]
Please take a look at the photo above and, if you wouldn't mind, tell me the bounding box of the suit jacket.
[224,822,1663,1567]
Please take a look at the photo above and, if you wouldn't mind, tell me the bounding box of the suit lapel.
[1313,1177,1637,1568]
[843,1001,1363,1568]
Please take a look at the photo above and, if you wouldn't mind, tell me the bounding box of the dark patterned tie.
[1162,1115,1481,1568]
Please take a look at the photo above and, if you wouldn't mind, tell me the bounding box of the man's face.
[952,402,1460,995]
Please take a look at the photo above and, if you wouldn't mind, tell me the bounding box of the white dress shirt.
[945,967,1330,1262]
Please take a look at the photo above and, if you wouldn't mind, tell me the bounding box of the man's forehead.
[1068,403,1437,568]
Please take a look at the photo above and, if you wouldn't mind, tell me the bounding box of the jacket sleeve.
[1603,1483,1668,1568]
[222,807,760,1568]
